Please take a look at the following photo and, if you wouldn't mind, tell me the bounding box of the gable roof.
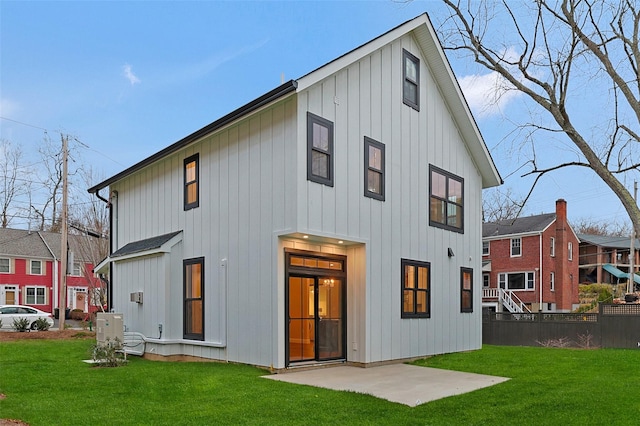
[88,13,501,196]
[483,213,557,239]
[0,228,100,262]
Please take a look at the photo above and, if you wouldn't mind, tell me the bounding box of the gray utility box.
[96,313,124,345]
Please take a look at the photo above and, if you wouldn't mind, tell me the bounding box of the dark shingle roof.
[111,231,181,258]
[483,213,556,238]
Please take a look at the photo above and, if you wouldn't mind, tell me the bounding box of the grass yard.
[1,339,639,425]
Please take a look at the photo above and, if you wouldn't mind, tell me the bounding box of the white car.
[0,305,55,330]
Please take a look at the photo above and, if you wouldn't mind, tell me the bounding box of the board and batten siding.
[296,33,484,363]
[110,97,298,367]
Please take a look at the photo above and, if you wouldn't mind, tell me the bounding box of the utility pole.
[629,181,638,294]
[58,135,69,329]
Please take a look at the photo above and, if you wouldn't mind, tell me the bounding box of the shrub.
[12,317,30,332]
[90,337,127,367]
[33,317,51,331]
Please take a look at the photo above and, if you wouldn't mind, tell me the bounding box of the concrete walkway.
[264,364,509,407]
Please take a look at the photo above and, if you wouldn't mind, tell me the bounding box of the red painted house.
[482,199,580,313]
[0,228,103,314]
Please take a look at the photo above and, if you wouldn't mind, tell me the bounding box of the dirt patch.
[0,329,95,342]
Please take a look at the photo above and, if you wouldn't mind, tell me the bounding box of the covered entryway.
[285,250,346,366]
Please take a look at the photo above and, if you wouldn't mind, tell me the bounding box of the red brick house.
[0,228,103,315]
[482,199,580,313]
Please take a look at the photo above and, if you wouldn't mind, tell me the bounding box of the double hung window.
[364,137,385,200]
[307,113,334,186]
[401,259,430,318]
[403,50,420,110]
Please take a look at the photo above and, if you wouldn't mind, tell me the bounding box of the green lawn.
[1,339,639,425]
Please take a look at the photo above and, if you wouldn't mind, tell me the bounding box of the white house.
[89,13,501,369]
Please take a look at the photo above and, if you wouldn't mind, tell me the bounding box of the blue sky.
[0,0,634,229]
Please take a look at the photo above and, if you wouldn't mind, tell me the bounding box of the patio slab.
[264,363,509,407]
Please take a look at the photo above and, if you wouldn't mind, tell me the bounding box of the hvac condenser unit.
[96,313,124,346]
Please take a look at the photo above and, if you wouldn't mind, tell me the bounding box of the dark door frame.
[284,248,347,367]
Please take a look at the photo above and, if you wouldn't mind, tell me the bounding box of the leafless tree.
[572,217,631,236]
[438,0,640,235]
[0,140,29,228]
[30,134,78,231]
[68,167,110,311]
[483,187,525,222]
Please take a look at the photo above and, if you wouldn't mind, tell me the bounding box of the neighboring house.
[578,234,640,287]
[89,14,501,369]
[0,228,103,314]
[482,199,580,313]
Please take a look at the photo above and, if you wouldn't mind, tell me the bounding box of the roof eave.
[88,80,298,193]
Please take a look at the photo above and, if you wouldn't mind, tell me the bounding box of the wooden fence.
[482,304,640,349]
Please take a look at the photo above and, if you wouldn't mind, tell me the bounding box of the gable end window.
[402,49,420,110]
[364,137,385,200]
[401,258,430,318]
[568,242,573,261]
[184,257,204,341]
[307,112,334,187]
[184,154,199,210]
[550,237,555,257]
[461,267,473,313]
[429,165,464,233]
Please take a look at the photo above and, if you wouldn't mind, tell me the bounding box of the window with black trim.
[429,165,464,232]
[364,137,385,200]
[401,258,430,318]
[184,154,199,210]
[184,257,204,340]
[403,49,420,110]
[461,267,473,313]
[307,112,334,186]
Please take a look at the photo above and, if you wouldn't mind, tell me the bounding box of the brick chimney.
[555,199,571,311]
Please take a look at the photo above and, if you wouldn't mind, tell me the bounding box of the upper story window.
[511,238,522,257]
[482,241,490,256]
[460,268,473,313]
[364,137,385,200]
[550,272,555,291]
[184,154,199,211]
[72,261,83,276]
[429,165,464,233]
[568,242,573,261]
[401,258,430,318]
[0,258,9,273]
[30,260,42,275]
[550,237,555,257]
[403,49,420,110]
[307,112,334,187]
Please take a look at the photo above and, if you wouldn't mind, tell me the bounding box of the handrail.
[484,288,531,313]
